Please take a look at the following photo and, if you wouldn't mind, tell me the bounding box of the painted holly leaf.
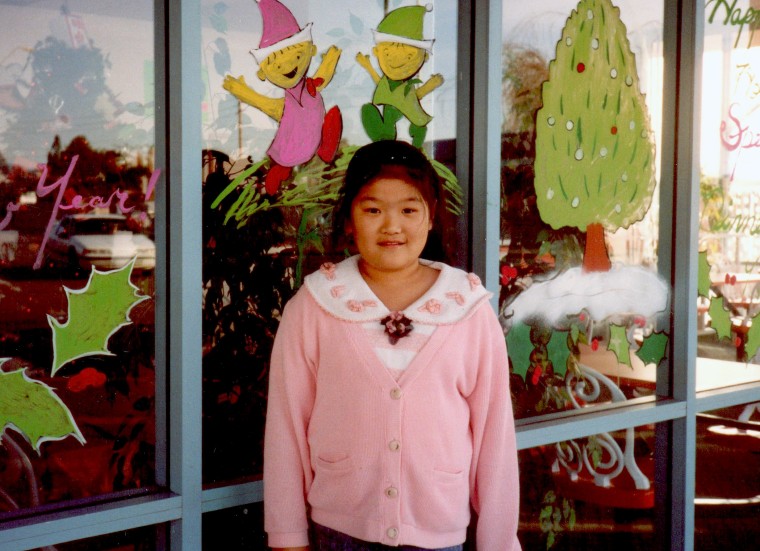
[708,296,733,341]
[547,329,571,378]
[744,315,760,360]
[48,259,150,375]
[608,324,632,367]
[698,250,712,298]
[570,322,581,345]
[0,364,84,451]
[636,331,669,366]
[506,321,533,380]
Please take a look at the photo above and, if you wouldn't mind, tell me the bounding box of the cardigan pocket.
[432,467,466,483]
[314,453,352,471]
[308,454,375,519]
[407,468,470,531]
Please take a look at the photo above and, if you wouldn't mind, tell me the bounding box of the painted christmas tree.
[534,0,656,272]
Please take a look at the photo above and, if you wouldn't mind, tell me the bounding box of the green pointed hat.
[373,4,434,51]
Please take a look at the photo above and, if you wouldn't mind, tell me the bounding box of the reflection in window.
[200,0,460,485]
[518,424,657,549]
[698,4,760,387]
[499,0,665,420]
[695,403,760,550]
[0,2,157,518]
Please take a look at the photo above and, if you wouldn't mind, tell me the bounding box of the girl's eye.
[402,208,419,214]
[364,207,381,214]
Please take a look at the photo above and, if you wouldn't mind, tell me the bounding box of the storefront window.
[200,0,461,485]
[203,502,266,550]
[518,423,658,549]
[499,0,666,419]
[0,2,156,517]
[697,0,760,389]
[695,402,760,549]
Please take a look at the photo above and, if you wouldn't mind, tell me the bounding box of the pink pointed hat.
[250,0,313,63]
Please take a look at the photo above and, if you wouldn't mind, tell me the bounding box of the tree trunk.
[583,223,611,272]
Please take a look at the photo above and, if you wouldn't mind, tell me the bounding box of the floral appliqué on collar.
[304,255,492,325]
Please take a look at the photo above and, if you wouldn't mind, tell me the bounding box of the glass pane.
[695,403,760,549]
[201,0,461,484]
[697,1,760,389]
[203,502,266,550]
[518,424,657,549]
[499,0,666,419]
[0,1,157,518]
[51,524,162,550]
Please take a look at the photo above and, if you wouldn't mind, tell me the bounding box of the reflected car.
[47,213,156,272]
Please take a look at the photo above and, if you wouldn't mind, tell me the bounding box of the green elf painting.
[357,3,443,148]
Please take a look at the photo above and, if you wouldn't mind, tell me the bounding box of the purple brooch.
[381,312,414,345]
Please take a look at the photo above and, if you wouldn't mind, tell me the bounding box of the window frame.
[2,2,760,550]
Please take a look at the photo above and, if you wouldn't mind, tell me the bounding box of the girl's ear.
[428,200,437,230]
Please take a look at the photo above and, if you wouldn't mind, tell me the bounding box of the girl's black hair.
[332,140,448,262]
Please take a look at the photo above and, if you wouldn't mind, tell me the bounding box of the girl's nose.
[381,212,401,234]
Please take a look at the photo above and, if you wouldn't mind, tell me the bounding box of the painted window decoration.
[500,2,665,547]
[201,0,460,483]
[698,0,760,387]
[0,4,157,517]
[500,0,667,419]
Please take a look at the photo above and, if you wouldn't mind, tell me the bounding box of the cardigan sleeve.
[466,304,522,551]
[264,290,318,549]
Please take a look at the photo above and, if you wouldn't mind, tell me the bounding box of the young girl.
[264,140,520,551]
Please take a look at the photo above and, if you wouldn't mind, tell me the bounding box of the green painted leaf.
[0,366,84,451]
[48,259,150,375]
[744,315,760,360]
[570,322,581,345]
[698,250,712,298]
[708,296,733,341]
[547,329,571,377]
[636,331,669,366]
[506,321,533,380]
[608,324,632,367]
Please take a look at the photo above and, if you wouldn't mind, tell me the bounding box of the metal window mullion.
[659,1,704,550]
[0,495,182,551]
[162,0,204,549]
[515,399,687,450]
[469,0,502,298]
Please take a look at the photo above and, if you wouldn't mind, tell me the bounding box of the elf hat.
[250,0,313,64]
[372,3,434,52]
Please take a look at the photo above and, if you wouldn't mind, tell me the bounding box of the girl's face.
[347,177,432,276]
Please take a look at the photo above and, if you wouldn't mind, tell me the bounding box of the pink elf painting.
[223,0,343,194]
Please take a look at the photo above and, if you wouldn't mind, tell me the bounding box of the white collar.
[304,255,491,324]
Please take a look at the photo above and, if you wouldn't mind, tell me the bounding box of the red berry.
[611,126,618,135]
[577,62,585,73]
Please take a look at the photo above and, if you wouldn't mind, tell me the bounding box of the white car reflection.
[48,213,155,272]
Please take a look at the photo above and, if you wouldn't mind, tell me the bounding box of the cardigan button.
[389,439,401,451]
[390,388,402,400]
[387,527,399,539]
[385,486,399,498]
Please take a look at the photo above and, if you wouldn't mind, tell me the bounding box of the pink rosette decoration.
[467,273,481,290]
[320,262,337,280]
[446,292,465,306]
[418,299,442,315]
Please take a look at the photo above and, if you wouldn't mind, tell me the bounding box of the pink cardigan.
[264,257,520,549]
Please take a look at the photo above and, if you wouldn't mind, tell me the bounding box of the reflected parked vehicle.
[47,214,156,272]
